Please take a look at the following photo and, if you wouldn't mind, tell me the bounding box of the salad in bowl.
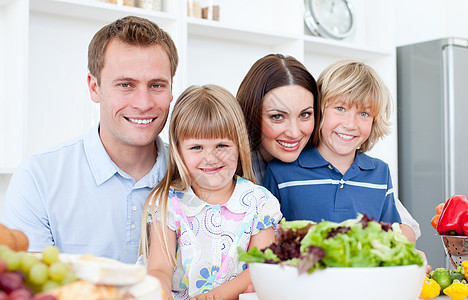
[239,214,426,300]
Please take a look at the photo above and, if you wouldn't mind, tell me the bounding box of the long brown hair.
[139,85,255,265]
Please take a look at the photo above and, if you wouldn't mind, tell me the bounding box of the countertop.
[240,293,454,300]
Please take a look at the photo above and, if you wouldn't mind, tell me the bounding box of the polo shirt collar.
[297,147,329,168]
[353,151,375,170]
[138,136,168,188]
[84,124,119,186]
[298,147,375,170]
[84,124,168,187]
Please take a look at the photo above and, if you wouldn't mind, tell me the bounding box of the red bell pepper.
[437,195,468,235]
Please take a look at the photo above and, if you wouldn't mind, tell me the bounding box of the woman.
[236,54,420,242]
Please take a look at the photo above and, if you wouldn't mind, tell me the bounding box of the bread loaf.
[0,224,29,251]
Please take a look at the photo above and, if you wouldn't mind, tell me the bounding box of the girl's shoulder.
[236,176,268,191]
[234,176,276,200]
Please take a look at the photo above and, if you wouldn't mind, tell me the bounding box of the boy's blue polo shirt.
[263,147,401,224]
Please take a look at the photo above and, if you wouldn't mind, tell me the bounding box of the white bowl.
[249,263,426,300]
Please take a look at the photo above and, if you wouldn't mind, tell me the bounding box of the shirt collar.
[84,123,168,187]
[84,124,119,186]
[176,176,250,217]
[298,147,375,170]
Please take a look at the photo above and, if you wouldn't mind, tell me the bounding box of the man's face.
[88,39,173,151]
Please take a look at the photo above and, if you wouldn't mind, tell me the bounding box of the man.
[1,16,178,263]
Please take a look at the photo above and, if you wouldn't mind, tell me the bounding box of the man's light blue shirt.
[1,124,168,263]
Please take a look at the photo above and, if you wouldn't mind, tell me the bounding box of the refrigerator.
[397,38,468,268]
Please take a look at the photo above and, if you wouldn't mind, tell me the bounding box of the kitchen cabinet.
[0,0,397,204]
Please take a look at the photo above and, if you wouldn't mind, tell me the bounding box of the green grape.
[42,245,59,265]
[42,280,60,291]
[61,270,76,285]
[48,261,69,282]
[2,249,21,271]
[0,245,10,258]
[20,253,40,273]
[29,262,48,285]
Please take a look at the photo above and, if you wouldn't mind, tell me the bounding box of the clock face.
[305,0,354,40]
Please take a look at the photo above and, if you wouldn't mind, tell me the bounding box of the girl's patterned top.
[165,176,282,300]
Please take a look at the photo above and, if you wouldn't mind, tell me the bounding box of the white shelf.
[30,0,176,24]
[187,18,299,46]
[304,35,391,60]
[0,168,14,175]
[0,0,13,6]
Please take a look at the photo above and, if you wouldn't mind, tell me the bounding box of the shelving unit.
[30,0,177,25]
[0,0,398,202]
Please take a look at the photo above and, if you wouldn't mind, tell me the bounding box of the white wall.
[395,0,468,46]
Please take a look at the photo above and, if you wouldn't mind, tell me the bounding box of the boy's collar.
[298,148,375,170]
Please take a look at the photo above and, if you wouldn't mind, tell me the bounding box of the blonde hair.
[139,85,255,265]
[316,59,392,153]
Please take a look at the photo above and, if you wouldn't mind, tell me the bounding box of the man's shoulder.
[31,136,85,160]
[17,135,87,174]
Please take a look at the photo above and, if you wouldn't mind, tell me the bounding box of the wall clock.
[304,0,355,40]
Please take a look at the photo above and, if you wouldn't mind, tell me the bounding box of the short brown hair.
[88,16,178,85]
[237,54,320,151]
[317,59,392,153]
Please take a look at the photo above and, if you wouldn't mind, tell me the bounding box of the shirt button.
[132,205,137,211]
[340,185,344,189]
[328,165,333,170]
[131,224,136,230]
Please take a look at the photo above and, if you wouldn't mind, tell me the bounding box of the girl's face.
[179,137,238,201]
[317,100,373,164]
[260,85,315,163]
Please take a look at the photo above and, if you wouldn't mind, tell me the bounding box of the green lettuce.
[239,214,424,273]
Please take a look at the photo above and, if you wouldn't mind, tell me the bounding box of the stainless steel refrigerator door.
[397,38,468,268]
[443,43,468,198]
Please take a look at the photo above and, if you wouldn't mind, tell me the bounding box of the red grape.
[8,287,33,299]
[0,272,23,293]
[0,290,7,300]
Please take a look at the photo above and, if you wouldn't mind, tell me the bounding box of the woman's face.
[259,85,315,163]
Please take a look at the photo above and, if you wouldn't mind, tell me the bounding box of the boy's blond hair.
[139,85,255,265]
[316,59,392,153]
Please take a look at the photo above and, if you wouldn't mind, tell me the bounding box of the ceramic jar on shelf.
[105,0,162,11]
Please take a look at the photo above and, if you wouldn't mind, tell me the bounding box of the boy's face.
[317,100,373,164]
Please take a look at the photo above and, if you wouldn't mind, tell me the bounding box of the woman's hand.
[417,249,432,274]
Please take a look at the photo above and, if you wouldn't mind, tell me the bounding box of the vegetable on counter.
[444,280,468,300]
[462,261,468,280]
[437,195,468,236]
[420,277,441,299]
[422,264,468,300]
[431,268,453,294]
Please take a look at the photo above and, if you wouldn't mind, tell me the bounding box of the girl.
[263,59,401,225]
[139,85,282,300]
